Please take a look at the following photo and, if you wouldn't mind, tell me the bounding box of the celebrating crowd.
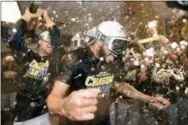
[1,3,188,125]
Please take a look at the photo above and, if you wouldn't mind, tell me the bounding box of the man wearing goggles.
[47,21,170,125]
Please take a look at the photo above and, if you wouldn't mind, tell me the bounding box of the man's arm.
[47,52,100,121]
[47,80,100,121]
[113,82,170,110]
[9,7,43,61]
[9,18,28,55]
[47,80,70,115]
[43,10,60,47]
[113,82,156,103]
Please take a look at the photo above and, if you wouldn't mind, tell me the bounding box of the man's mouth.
[47,46,52,49]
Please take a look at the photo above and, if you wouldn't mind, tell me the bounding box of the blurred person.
[47,21,170,125]
[8,6,60,125]
[137,37,187,125]
[164,8,188,124]
[1,53,18,125]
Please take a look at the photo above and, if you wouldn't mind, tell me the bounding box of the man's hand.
[138,72,148,82]
[61,88,100,121]
[5,55,14,62]
[150,97,171,110]
[42,10,55,28]
[160,35,169,44]
[42,10,49,20]
[22,7,43,22]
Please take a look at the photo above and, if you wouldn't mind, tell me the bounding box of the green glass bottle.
[29,3,39,13]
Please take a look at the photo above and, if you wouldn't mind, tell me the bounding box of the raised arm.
[8,17,28,55]
[8,7,43,61]
[43,10,60,47]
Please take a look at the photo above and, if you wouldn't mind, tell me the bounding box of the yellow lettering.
[85,75,114,87]
[29,60,37,67]
[92,78,99,86]
[85,76,94,86]
[29,60,49,71]
[39,61,49,68]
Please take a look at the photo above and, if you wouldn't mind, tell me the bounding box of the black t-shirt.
[9,19,60,122]
[57,47,118,95]
[57,47,125,125]
[13,55,51,122]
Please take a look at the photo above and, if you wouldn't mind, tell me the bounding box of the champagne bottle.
[29,3,39,13]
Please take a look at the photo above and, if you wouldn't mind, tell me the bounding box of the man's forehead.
[41,39,51,44]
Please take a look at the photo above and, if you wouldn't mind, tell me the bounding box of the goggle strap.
[96,31,107,42]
